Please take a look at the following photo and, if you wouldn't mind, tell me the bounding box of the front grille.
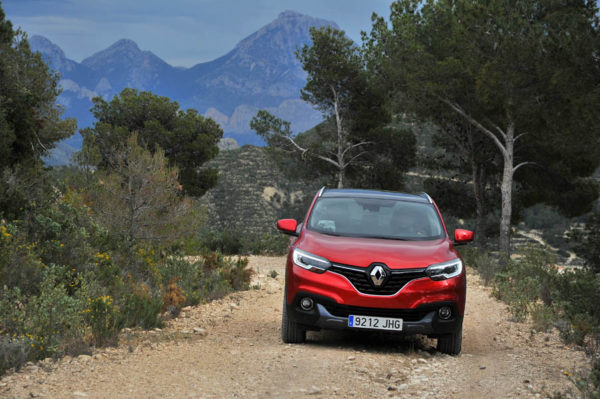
[323,302,431,322]
[328,264,427,295]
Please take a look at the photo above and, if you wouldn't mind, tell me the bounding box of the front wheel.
[437,323,462,355]
[281,297,306,343]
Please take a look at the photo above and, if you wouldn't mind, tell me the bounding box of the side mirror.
[277,219,299,236]
[454,229,474,245]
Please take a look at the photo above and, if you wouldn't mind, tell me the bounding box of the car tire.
[281,297,306,343]
[437,322,462,355]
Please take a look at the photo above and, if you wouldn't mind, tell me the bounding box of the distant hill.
[30,10,334,164]
[199,146,320,235]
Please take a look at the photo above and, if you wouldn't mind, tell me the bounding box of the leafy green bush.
[193,229,289,255]
[460,247,498,286]
[553,270,600,347]
[484,244,600,353]
[26,265,89,357]
[0,221,46,295]
[200,230,244,254]
[493,245,558,322]
[86,295,122,347]
[222,256,253,291]
[0,336,32,375]
[118,280,164,329]
[159,256,204,306]
[474,252,498,286]
[571,211,600,274]
[25,188,109,275]
[241,233,289,256]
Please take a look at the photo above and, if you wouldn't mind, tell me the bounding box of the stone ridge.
[199,146,317,235]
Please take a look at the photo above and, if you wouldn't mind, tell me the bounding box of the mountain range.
[29,10,335,164]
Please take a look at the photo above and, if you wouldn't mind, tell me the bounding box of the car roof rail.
[418,192,433,203]
[317,186,327,197]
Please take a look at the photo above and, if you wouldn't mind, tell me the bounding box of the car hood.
[297,229,458,269]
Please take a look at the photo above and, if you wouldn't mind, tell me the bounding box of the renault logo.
[370,265,387,287]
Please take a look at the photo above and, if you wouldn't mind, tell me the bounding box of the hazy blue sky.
[2,0,395,67]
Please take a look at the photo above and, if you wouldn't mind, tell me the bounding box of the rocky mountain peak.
[30,35,67,59]
[81,38,145,69]
[108,38,141,52]
[233,10,337,55]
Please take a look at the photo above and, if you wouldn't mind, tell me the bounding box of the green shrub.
[25,265,89,357]
[0,336,31,374]
[241,233,289,256]
[159,256,204,306]
[0,221,46,295]
[476,252,498,286]
[200,252,253,296]
[0,286,27,335]
[571,211,600,274]
[530,303,555,332]
[198,269,232,301]
[493,245,558,322]
[194,229,289,256]
[86,295,122,347]
[198,230,244,254]
[553,270,600,347]
[523,204,569,230]
[224,256,253,291]
[118,281,164,329]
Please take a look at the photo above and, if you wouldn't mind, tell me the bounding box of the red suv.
[276,188,473,355]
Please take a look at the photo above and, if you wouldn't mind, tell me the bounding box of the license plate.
[348,315,403,331]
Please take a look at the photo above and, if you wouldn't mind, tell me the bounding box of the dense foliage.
[364,0,600,257]
[81,88,223,197]
[252,26,416,190]
[0,7,76,218]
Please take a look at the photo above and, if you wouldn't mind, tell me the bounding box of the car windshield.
[307,197,445,240]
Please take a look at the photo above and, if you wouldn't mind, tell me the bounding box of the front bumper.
[287,292,463,337]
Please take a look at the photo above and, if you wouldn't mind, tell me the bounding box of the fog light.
[300,297,314,311]
[438,306,452,320]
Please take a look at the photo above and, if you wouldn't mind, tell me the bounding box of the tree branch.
[513,161,535,172]
[514,132,528,143]
[341,141,373,159]
[438,96,509,158]
[342,151,369,168]
[315,154,341,168]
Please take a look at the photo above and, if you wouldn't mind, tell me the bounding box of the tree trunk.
[471,158,487,249]
[337,168,344,188]
[332,85,346,189]
[499,121,515,264]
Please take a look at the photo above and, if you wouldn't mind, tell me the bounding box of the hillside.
[199,146,320,235]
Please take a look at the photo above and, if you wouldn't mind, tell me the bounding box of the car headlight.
[292,248,331,274]
[425,258,463,281]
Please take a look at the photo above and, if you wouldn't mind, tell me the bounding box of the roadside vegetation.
[0,7,252,375]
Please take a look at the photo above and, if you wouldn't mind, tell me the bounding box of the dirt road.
[0,256,589,398]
